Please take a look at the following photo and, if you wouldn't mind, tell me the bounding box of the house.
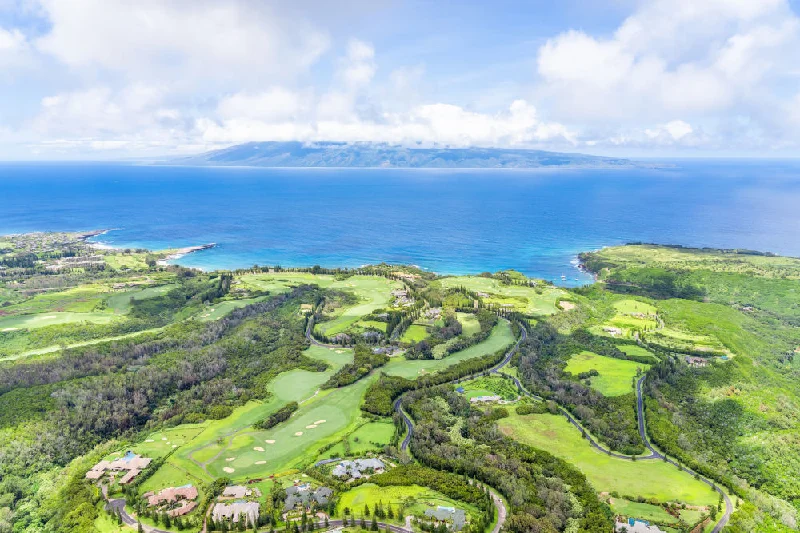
[212,502,260,526]
[331,458,385,479]
[423,506,466,531]
[469,395,502,403]
[145,485,198,506]
[284,485,333,512]
[685,356,708,368]
[615,518,666,533]
[86,451,151,483]
[222,485,252,499]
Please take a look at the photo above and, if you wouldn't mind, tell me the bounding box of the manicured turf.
[195,296,267,321]
[2,327,165,361]
[0,311,116,331]
[609,497,707,527]
[384,320,514,379]
[337,483,473,521]
[157,344,359,484]
[613,299,657,316]
[106,284,177,313]
[459,375,519,401]
[618,344,659,360]
[564,351,649,396]
[400,324,428,343]
[438,276,565,315]
[497,412,717,507]
[456,313,481,336]
[322,420,396,459]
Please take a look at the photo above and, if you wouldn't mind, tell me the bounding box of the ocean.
[2,159,800,286]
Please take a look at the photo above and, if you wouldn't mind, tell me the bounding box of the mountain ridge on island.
[169,141,639,169]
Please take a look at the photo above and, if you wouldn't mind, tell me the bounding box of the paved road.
[327,519,411,533]
[107,499,171,533]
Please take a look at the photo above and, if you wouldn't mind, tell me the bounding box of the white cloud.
[535,0,800,130]
[34,0,330,87]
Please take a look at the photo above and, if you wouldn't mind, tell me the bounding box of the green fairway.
[0,311,116,331]
[338,483,474,521]
[2,327,166,361]
[156,344,356,484]
[400,324,428,343]
[564,351,649,396]
[105,284,177,313]
[384,320,514,378]
[498,412,717,507]
[613,299,657,316]
[438,276,565,315]
[618,344,658,360]
[321,419,396,459]
[205,374,376,479]
[195,296,267,321]
[456,312,481,336]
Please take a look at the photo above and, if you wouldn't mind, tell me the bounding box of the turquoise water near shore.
[2,160,800,286]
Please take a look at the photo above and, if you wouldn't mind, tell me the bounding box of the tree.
[364,504,371,517]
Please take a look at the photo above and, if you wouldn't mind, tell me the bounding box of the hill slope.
[172,141,633,168]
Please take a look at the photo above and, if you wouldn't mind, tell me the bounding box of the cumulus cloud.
[535,0,800,135]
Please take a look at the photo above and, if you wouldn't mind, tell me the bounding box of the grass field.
[150,343,361,485]
[618,344,659,360]
[0,311,117,331]
[497,412,717,507]
[1,327,166,362]
[438,276,565,315]
[400,324,428,343]
[337,483,474,522]
[610,498,705,527]
[321,420,396,459]
[564,351,649,396]
[384,320,514,379]
[105,284,177,313]
[613,299,657,316]
[456,313,481,336]
[195,296,267,321]
[458,375,519,401]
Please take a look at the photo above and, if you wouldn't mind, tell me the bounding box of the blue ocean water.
[2,160,800,286]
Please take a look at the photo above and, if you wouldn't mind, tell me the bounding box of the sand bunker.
[294,431,303,436]
[225,457,235,462]
[171,445,177,448]
[223,467,235,474]
[41,315,57,319]
[558,301,576,311]
[145,439,154,443]
[253,447,265,452]
[161,437,167,441]
[265,440,276,444]
[305,424,317,429]
[314,420,327,425]
[255,460,266,465]
[1,328,18,332]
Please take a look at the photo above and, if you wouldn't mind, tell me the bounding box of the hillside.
[171,141,634,168]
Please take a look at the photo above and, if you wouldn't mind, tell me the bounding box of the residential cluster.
[85,451,152,485]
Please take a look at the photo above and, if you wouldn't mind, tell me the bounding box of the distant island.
[170,141,637,169]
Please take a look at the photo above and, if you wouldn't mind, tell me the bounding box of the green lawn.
[400,324,428,343]
[105,284,177,313]
[384,320,514,379]
[459,376,519,401]
[154,344,361,484]
[498,412,717,507]
[613,299,657,316]
[438,276,565,316]
[321,420,396,459]
[338,483,474,522]
[195,296,267,321]
[456,313,481,337]
[618,344,658,360]
[564,351,649,396]
[0,311,116,331]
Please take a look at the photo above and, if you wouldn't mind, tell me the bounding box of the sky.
[1,0,800,159]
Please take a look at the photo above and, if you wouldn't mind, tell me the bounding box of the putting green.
[564,351,648,396]
[158,344,355,484]
[385,320,514,379]
[0,311,116,331]
[438,276,565,315]
[498,412,717,507]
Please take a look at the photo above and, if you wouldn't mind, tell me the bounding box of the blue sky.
[1,0,799,159]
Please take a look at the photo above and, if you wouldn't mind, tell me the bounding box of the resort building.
[85,451,151,484]
[212,502,260,526]
[331,458,385,479]
[423,506,467,531]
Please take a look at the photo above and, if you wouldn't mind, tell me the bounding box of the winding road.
[394,322,731,533]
